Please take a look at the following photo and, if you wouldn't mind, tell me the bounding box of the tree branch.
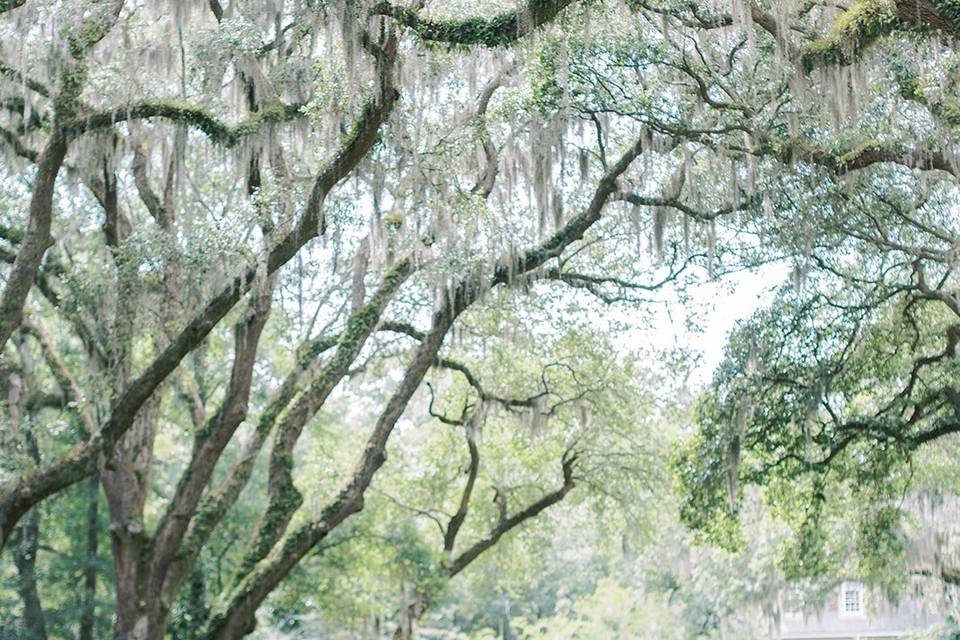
[371,0,577,47]
[64,100,304,146]
[443,430,480,553]
[447,449,578,576]
[0,134,68,353]
[147,285,274,609]
[233,257,413,581]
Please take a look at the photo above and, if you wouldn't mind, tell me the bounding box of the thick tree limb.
[164,333,340,605]
[64,100,304,146]
[801,0,960,71]
[371,0,577,47]
[233,257,413,581]
[147,286,274,615]
[0,134,68,352]
[773,137,959,178]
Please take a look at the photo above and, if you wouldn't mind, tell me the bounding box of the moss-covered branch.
[370,0,577,47]
[801,0,960,71]
[800,0,900,71]
[147,291,274,614]
[63,100,304,145]
[771,136,958,177]
[231,257,413,584]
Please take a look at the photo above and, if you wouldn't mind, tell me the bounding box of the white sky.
[619,263,789,388]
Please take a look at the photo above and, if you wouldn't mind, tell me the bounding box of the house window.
[839,581,864,618]
[844,587,860,612]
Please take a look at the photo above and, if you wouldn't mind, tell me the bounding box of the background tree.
[673,0,960,615]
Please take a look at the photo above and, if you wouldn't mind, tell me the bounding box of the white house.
[779,580,945,639]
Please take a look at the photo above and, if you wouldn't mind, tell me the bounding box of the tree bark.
[149,293,273,619]
[7,365,48,640]
[0,134,67,352]
[101,395,162,640]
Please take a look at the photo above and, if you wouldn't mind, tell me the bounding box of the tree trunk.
[184,567,211,637]
[78,475,99,640]
[101,395,163,640]
[9,367,47,640]
[14,507,48,640]
[393,595,428,640]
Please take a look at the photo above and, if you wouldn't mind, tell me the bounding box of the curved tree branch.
[371,0,577,47]
[64,100,304,146]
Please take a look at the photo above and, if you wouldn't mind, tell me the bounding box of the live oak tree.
[671,0,960,606]
[0,0,696,637]
[678,215,960,591]
[3,0,960,638]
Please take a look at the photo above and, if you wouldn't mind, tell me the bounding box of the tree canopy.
[1,0,959,638]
